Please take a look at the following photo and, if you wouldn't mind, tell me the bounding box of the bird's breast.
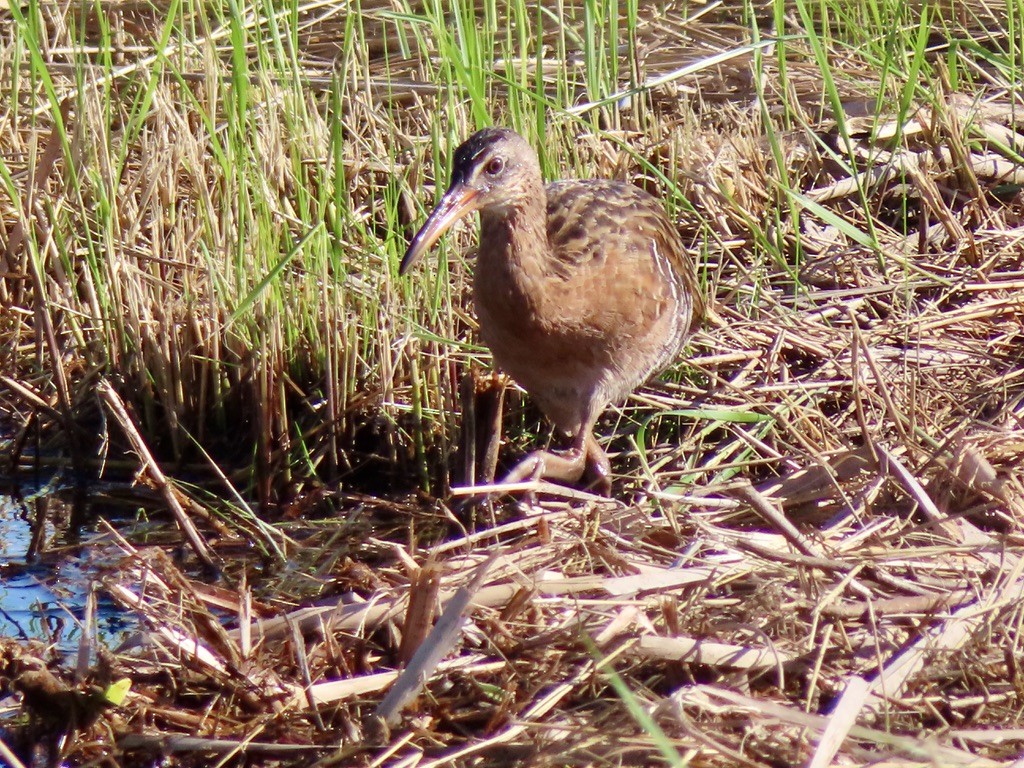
[469,179,697,428]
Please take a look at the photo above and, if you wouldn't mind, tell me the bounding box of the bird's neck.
[478,194,552,282]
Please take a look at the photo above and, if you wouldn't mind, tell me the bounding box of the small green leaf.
[103,678,132,706]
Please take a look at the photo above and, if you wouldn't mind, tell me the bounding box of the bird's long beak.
[399,183,480,275]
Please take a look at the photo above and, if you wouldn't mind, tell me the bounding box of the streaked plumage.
[401,127,700,494]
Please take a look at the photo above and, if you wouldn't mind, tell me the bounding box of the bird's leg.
[583,432,612,496]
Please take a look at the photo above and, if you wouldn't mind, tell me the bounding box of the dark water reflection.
[0,485,136,653]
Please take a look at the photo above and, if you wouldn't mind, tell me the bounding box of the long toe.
[501,447,587,488]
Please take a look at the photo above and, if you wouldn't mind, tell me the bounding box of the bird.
[400,127,701,495]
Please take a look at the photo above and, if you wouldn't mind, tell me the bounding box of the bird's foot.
[500,441,612,497]
[500,446,586,490]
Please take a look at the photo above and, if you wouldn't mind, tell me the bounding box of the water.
[0,482,136,653]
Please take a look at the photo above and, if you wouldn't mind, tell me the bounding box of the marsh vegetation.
[2,0,1024,765]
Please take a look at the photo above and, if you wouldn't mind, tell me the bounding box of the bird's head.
[399,127,542,275]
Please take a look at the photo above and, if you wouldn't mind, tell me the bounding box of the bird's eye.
[484,157,505,176]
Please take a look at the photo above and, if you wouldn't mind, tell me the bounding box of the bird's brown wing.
[544,180,703,322]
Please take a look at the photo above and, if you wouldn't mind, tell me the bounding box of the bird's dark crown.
[447,127,542,211]
[452,127,521,174]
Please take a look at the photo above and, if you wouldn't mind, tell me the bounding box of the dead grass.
[3,0,1024,766]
